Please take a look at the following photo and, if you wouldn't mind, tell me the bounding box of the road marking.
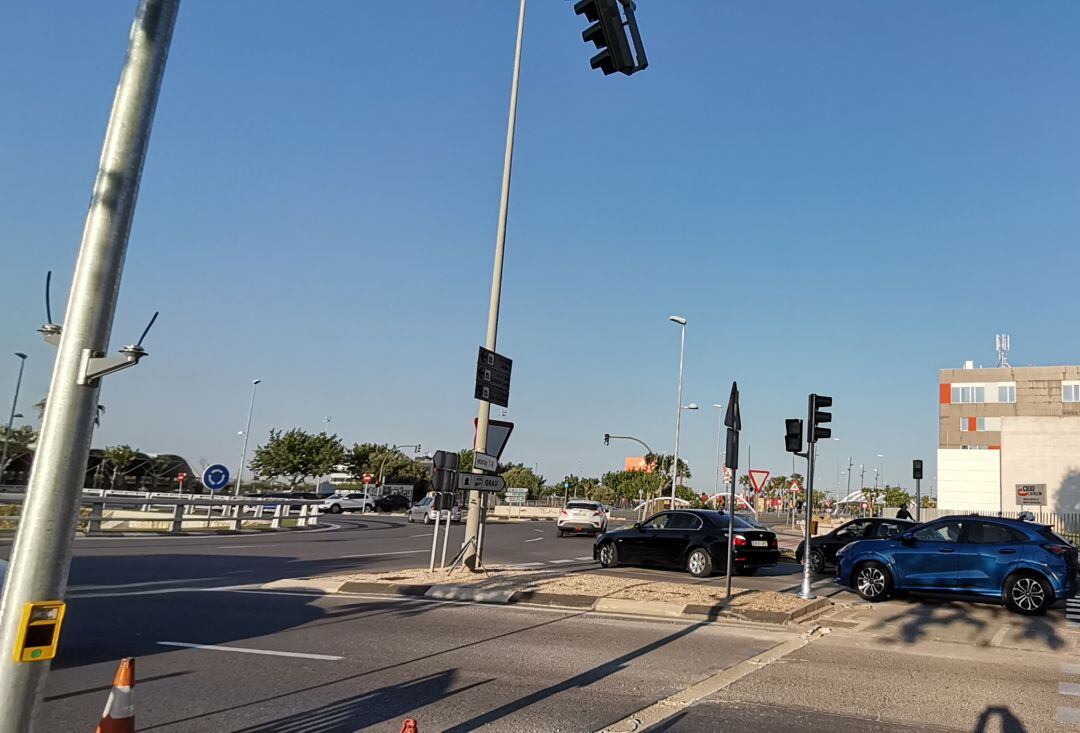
[524,537,543,543]
[1060,682,1080,697]
[157,642,342,661]
[1059,707,1080,724]
[341,550,428,559]
[509,562,544,568]
[410,533,432,538]
[989,625,1011,647]
[575,556,594,561]
[534,529,545,533]
[1063,663,1080,675]
[215,544,286,549]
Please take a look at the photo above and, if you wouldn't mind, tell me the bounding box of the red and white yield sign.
[789,479,801,493]
[748,470,770,493]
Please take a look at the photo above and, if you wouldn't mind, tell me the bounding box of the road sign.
[789,479,801,493]
[474,452,498,473]
[723,466,733,484]
[723,381,740,471]
[473,418,515,460]
[1015,483,1046,506]
[505,487,528,497]
[748,469,770,493]
[474,346,512,407]
[362,473,373,484]
[201,464,230,492]
[458,474,506,492]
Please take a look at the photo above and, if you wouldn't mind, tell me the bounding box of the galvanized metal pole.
[234,379,260,496]
[670,323,686,507]
[724,467,736,597]
[0,2,179,728]
[463,0,525,571]
[915,477,922,522]
[799,440,818,600]
[0,354,28,481]
[712,404,722,500]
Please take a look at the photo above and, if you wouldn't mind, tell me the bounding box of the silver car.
[557,500,608,536]
[407,495,462,524]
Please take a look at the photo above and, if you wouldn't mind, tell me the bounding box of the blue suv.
[835,515,1078,615]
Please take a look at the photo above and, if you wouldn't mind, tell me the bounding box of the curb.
[268,578,831,625]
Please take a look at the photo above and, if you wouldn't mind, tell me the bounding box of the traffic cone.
[95,658,134,733]
[400,719,418,733]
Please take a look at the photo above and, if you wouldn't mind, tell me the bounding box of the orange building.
[624,456,654,473]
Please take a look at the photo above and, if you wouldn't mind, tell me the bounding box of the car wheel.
[599,542,619,568]
[735,566,757,576]
[407,514,414,523]
[1004,572,1053,616]
[810,549,826,575]
[556,529,565,537]
[854,561,892,602]
[687,548,713,578]
[329,504,343,515]
[424,514,431,525]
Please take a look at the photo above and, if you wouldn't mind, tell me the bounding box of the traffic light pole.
[799,443,817,600]
[0,2,179,728]
[915,478,922,522]
[463,0,526,571]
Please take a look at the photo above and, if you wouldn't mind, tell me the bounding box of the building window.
[960,417,996,432]
[997,384,1016,403]
[1064,382,1080,403]
[951,385,985,403]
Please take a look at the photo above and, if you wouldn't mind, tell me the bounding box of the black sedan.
[374,494,412,512]
[795,517,916,574]
[593,509,779,578]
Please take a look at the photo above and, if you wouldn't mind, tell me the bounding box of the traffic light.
[604,433,610,446]
[784,419,803,454]
[913,459,923,480]
[807,393,832,443]
[574,0,637,75]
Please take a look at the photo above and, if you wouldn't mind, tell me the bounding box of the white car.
[319,493,374,514]
[407,495,462,524]
[557,500,608,537]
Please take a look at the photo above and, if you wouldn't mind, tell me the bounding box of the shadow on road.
[973,705,1028,733]
[865,596,1063,650]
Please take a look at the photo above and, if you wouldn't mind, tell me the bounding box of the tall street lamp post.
[234,379,261,496]
[0,353,28,482]
[712,403,723,498]
[668,316,687,506]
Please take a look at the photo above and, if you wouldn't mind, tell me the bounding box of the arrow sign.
[748,469,770,493]
[458,474,506,492]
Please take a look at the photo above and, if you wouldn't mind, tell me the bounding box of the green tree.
[251,429,345,490]
[501,463,544,496]
[920,495,937,509]
[102,444,138,489]
[883,485,913,507]
[457,449,474,474]
[600,469,665,504]
[644,453,691,480]
[343,443,428,485]
[0,425,37,476]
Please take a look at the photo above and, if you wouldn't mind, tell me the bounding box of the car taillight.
[559,509,567,515]
[1044,544,1072,556]
[733,534,747,547]
[768,538,777,548]
[592,511,602,517]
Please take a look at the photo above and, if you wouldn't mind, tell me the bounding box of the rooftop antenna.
[996,334,1011,368]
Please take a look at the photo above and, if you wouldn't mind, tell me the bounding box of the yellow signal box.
[13,601,66,663]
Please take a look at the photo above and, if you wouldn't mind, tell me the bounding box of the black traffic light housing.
[913,459,923,480]
[784,419,804,454]
[573,0,648,76]
[604,433,610,446]
[807,393,832,443]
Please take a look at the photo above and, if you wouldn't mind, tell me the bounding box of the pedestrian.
[896,503,913,520]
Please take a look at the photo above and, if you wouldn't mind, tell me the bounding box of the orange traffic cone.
[95,658,134,733]
[400,719,418,733]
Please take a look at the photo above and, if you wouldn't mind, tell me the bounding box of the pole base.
[797,590,817,600]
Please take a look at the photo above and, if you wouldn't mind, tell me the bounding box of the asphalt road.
[2,514,1076,731]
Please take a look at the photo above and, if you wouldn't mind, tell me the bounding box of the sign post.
[913,459,923,522]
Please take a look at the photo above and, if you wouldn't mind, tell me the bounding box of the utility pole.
[0,2,179,728]
[0,354,28,481]
[712,404,723,498]
[234,378,261,496]
[463,0,526,571]
[668,316,687,507]
[846,456,853,499]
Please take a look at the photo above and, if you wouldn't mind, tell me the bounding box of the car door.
[891,520,964,589]
[622,513,670,565]
[653,513,698,566]
[955,520,1027,593]
[825,520,874,563]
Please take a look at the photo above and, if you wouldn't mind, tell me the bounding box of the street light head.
[712,403,723,409]
[685,403,699,410]
[252,379,262,385]
[14,353,27,360]
[668,316,687,325]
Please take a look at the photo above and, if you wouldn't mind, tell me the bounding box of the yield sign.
[748,470,770,493]
[789,479,801,493]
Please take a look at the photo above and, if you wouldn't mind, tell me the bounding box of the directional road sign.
[475,346,512,407]
[458,474,506,492]
[474,452,498,473]
[202,464,230,492]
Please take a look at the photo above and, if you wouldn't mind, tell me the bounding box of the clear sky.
[2,1,1079,493]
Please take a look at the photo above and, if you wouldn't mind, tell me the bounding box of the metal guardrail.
[0,490,323,535]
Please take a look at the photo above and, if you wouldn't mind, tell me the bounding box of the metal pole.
[670,323,686,507]
[440,507,451,569]
[724,466,736,597]
[234,379,260,496]
[915,477,922,522]
[0,354,28,480]
[0,3,179,728]
[799,408,818,599]
[712,405,722,498]
[463,0,526,571]
[846,457,853,500]
[428,507,441,572]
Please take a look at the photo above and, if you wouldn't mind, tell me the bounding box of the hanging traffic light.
[913,459,923,480]
[807,394,832,443]
[603,433,610,446]
[573,0,647,76]
[784,419,803,454]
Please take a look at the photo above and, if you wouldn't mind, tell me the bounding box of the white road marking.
[1060,682,1080,697]
[216,544,286,549]
[1063,663,1080,675]
[533,529,545,533]
[510,562,544,568]
[524,537,543,543]
[341,550,428,559]
[1060,707,1080,724]
[550,559,576,564]
[989,625,1011,647]
[575,556,594,561]
[158,641,342,661]
[410,533,432,538]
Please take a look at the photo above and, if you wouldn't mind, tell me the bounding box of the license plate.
[751,540,768,547]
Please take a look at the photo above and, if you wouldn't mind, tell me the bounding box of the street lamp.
[712,403,723,497]
[378,443,422,487]
[877,453,885,488]
[234,378,261,496]
[0,353,29,483]
[668,316,687,507]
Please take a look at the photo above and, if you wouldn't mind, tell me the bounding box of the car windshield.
[566,502,600,510]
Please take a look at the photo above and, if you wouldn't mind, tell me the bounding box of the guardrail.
[0,491,323,535]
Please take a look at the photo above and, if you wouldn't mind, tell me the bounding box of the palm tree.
[35,397,104,426]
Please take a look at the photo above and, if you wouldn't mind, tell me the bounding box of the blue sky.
[2,1,1079,492]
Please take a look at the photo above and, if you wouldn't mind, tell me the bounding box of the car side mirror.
[633,522,643,531]
[900,532,916,545]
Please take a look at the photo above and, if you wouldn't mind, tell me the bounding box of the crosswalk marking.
[1063,663,1080,675]
[1060,682,1080,697]
[1059,707,1080,725]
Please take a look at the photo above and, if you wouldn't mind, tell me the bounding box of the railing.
[916,507,1080,538]
[0,490,323,535]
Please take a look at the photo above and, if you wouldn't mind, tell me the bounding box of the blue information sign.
[202,464,231,492]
